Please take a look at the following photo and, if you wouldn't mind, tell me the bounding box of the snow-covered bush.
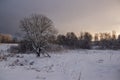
[8,41,33,54]
[46,44,64,52]
[8,45,20,53]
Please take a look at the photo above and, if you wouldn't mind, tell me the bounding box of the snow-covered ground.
[0,44,120,80]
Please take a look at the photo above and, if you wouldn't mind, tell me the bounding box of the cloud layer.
[0,0,120,35]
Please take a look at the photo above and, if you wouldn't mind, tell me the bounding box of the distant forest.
[1,31,120,50]
[0,33,17,43]
[56,31,120,49]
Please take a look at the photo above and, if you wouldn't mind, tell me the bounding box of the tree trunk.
[36,48,51,58]
[36,52,40,57]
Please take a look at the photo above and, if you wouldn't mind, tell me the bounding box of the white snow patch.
[0,44,120,80]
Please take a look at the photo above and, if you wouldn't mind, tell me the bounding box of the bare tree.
[19,14,57,57]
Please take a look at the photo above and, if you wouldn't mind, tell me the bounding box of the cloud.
[0,0,120,35]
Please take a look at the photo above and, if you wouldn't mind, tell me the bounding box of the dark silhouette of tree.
[65,32,78,48]
[79,32,84,40]
[116,34,120,49]
[98,31,118,49]
[83,32,92,49]
[78,32,92,49]
[99,33,111,49]
[57,34,66,46]
[94,33,99,41]
[94,33,99,46]
[118,35,120,42]
[112,31,116,40]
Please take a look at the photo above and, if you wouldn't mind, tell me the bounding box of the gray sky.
[0,0,120,35]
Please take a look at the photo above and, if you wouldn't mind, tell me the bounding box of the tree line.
[0,33,18,43]
[0,33,12,43]
[56,31,120,49]
[56,32,92,49]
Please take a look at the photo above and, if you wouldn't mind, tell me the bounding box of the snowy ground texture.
[0,44,120,80]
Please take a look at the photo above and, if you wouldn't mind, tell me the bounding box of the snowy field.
[0,44,120,80]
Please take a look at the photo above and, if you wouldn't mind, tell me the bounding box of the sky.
[0,0,120,35]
